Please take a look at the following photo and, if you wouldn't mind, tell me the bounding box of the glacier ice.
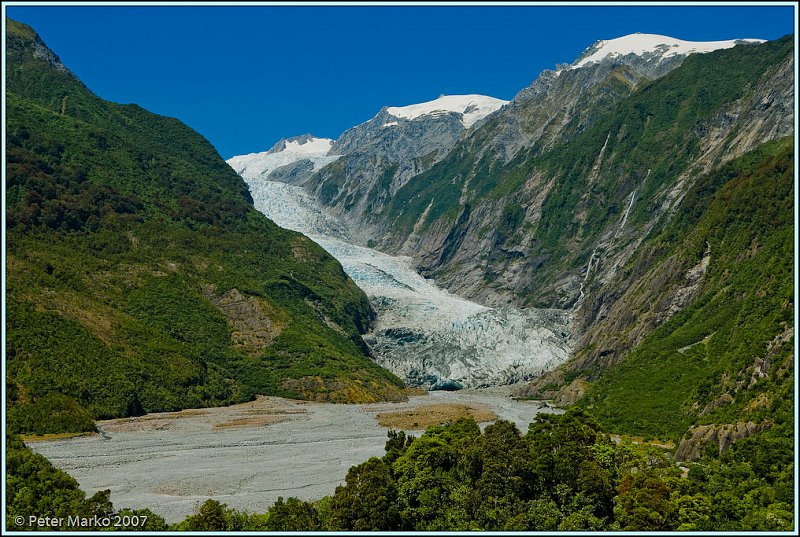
[246,179,571,389]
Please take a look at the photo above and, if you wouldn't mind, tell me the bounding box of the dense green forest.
[580,137,794,442]
[5,18,405,436]
[6,411,793,531]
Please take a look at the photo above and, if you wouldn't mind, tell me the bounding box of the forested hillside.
[578,138,794,445]
[5,19,405,435]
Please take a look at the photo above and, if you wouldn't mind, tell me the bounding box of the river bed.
[30,387,559,523]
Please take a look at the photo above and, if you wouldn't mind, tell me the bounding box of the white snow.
[571,33,765,69]
[226,136,339,182]
[382,121,399,127]
[283,137,334,156]
[386,94,508,128]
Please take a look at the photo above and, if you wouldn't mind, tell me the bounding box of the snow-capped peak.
[571,33,765,69]
[268,135,335,156]
[385,94,508,128]
[227,135,339,182]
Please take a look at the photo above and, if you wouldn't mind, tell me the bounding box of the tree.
[613,471,679,530]
[329,458,400,530]
[176,499,246,531]
[262,497,320,531]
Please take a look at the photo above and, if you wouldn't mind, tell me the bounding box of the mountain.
[226,134,340,185]
[6,23,794,531]
[380,35,792,308]
[569,33,764,77]
[371,34,793,449]
[5,19,406,435]
[258,34,766,241]
[229,94,508,243]
[230,32,793,454]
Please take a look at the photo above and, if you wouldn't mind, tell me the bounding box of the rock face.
[305,95,508,241]
[202,286,283,357]
[674,421,771,462]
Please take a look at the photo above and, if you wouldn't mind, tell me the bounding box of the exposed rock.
[266,159,315,185]
[729,324,794,391]
[553,378,587,407]
[511,369,565,400]
[202,285,283,356]
[744,393,770,413]
[698,392,734,417]
[674,421,771,462]
[308,107,472,236]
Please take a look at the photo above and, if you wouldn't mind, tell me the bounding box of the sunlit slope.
[5,19,405,434]
[579,138,794,442]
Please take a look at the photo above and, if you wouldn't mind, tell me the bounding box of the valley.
[5,11,794,531]
[29,387,558,523]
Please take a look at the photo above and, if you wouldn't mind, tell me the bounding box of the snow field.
[571,32,765,69]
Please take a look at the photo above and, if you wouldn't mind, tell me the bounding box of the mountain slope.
[370,37,791,311]
[571,137,793,445]
[5,19,405,434]
[300,94,507,238]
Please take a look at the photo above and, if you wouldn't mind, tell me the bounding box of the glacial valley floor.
[29,387,558,523]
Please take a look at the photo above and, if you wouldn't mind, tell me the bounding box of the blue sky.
[5,3,796,159]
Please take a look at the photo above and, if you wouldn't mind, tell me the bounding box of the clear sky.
[5,2,796,159]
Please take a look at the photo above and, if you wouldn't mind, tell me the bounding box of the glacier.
[227,135,340,182]
[246,176,571,389]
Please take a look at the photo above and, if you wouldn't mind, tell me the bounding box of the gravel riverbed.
[29,387,558,523]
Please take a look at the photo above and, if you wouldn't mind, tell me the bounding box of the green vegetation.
[527,35,792,250]
[5,18,404,435]
[381,36,792,308]
[6,434,168,531]
[4,18,793,533]
[580,137,793,442]
[12,411,788,531]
